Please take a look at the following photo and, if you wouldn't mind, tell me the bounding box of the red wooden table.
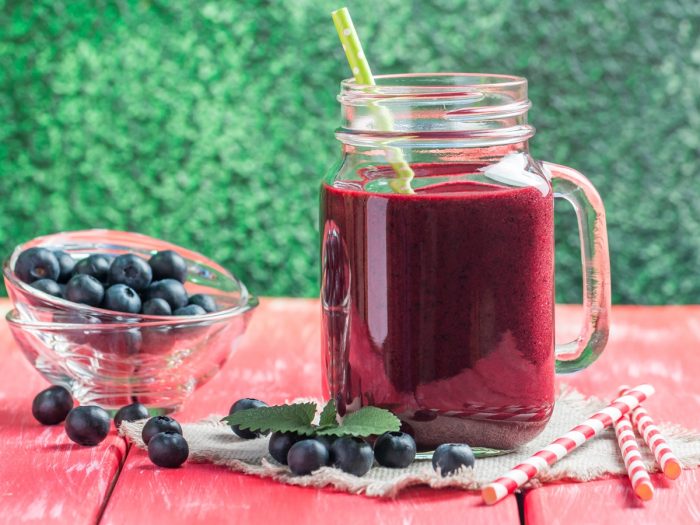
[1,299,699,524]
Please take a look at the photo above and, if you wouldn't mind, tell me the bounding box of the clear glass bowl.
[3,230,258,413]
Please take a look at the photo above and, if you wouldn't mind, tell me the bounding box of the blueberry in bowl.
[4,230,258,413]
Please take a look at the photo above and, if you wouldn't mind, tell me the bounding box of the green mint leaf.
[318,399,338,428]
[317,406,400,437]
[222,402,318,436]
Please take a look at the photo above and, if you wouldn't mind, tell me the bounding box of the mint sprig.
[222,400,400,438]
[318,400,339,429]
[224,402,318,436]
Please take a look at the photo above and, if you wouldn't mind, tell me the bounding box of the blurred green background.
[1,0,698,303]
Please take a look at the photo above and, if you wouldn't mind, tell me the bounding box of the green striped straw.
[331,7,415,194]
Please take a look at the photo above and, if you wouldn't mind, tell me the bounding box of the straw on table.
[613,411,654,500]
[620,385,682,480]
[482,384,656,505]
[331,7,415,194]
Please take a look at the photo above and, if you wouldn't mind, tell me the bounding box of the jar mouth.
[337,73,533,148]
[340,73,527,103]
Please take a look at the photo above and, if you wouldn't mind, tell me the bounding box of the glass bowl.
[3,230,258,413]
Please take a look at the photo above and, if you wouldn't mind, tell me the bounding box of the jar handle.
[544,161,611,373]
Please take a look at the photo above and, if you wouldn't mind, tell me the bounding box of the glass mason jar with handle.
[320,73,610,449]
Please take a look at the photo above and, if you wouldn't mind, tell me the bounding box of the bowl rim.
[3,229,258,323]
[5,307,254,329]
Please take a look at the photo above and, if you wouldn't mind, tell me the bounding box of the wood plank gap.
[95,440,131,525]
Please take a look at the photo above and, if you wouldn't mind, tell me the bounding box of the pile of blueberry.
[229,398,476,477]
[15,247,217,316]
[32,386,476,476]
[32,385,189,468]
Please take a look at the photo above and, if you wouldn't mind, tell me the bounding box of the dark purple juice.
[321,163,555,449]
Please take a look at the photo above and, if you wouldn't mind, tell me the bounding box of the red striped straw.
[620,385,682,480]
[613,408,654,500]
[482,384,655,505]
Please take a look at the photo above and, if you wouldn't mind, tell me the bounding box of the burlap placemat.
[120,388,700,497]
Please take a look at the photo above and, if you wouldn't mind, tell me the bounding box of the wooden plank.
[0,301,127,524]
[525,305,700,524]
[101,299,520,525]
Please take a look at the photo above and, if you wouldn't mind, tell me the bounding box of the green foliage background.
[1,0,699,303]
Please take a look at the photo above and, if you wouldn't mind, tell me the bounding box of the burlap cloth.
[120,388,700,497]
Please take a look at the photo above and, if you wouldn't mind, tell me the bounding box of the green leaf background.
[1,0,698,303]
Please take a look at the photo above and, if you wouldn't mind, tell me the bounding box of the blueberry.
[108,254,152,292]
[15,248,60,283]
[313,435,336,451]
[268,432,302,464]
[102,284,142,313]
[114,402,150,428]
[188,294,217,313]
[331,437,374,476]
[146,279,188,310]
[148,431,189,468]
[148,250,188,283]
[30,278,63,298]
[229,398,269,439]
[100,329,143,356]
[64,274,105,307]
[373,431,416,468]
[74,254,112,284]
[287,439,330,475]
[432,443,475,476]
[65,406,111,446]
[142,298,172,316]
[53,250,76,283]
[173,304,207,316]
[141,416,182,445]
[32,385,74,425]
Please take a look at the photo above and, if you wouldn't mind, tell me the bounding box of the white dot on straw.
[353,66,360,74]
[357,51,364,59]
[343,28,351,36]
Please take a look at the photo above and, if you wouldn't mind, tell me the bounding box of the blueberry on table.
[146,279,188,310]
[32,385,74,425]
[142,298,172,316]
[313,435,336,451]
[188,293,217,313]
[30,279,63,298]
[173,304,207,316]
[268,432,302,464]
[15,247,60,283]
[74,254,112,284]
[142,416,182,445]
[229,398,269,439]
[108,254,152,292]
[431,443,475,476]
[53,250,76,283]
[64,274,105,307]
[373,431,416,468]
[65,406,111,446]
[103,284,142,313]
[148,250,188,283]
[331,437,374,476]
[287,439,330,475]
[114,402,150,428]
[148,431,189,468]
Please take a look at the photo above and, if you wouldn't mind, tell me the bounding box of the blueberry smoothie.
[321,163,555,449]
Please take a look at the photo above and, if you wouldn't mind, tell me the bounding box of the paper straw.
[620,385,682,480]
[613,411,654,500]
[482,384,656,505]
[331,7,415,194]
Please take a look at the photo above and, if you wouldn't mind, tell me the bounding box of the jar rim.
[341,72,527,96]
